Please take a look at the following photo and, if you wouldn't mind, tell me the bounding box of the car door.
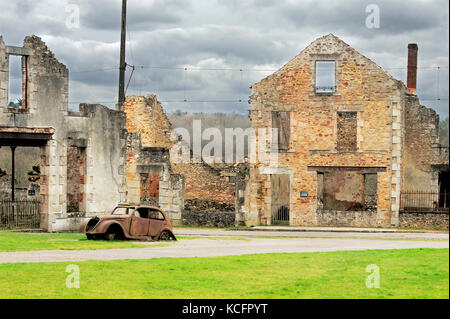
[129,208,150,237]
[148,209,166,237]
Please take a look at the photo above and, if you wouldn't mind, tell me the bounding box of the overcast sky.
[0,0,448,118]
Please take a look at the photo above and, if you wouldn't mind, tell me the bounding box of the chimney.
[407,43,418,94]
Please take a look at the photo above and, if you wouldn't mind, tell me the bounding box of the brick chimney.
[407,43,418,94]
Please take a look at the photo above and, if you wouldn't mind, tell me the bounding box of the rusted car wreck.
[79,204,177,241]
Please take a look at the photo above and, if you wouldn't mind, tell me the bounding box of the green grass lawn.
[0,248,447,299]
[0,231,251,251]
[0,232,150,251]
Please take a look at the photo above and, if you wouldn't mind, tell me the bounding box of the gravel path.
[0,236,448,264]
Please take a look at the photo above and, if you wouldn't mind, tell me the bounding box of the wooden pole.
[118,0,127,110]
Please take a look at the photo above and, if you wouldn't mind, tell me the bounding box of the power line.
[66,65,449,74]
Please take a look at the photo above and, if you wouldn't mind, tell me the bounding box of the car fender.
[78,220,89,233]
[92,220,127,235]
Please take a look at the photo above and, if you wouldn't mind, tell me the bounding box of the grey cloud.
[0,0,447,117]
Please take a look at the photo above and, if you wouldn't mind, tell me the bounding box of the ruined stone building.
[245,34,449,228]
[124,95,238,225]
[0,35,127,231]
[0,34,240,231]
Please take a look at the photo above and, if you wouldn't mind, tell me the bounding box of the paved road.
[175,228,449,240]
[0,235,448,263]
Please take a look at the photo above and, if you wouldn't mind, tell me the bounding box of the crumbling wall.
[402,95,448,192]
[0,37,9,108]
[0,35,127,231]
[126,132,184,223]
[124,94,236,208]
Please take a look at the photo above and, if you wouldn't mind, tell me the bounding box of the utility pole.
[117,0,127,110]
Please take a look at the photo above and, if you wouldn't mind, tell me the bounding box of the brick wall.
[247,34,403,227]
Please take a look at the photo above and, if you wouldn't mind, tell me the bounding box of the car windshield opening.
[112,207,129,215]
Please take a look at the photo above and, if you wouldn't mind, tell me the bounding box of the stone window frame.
[5,46,31,110]
[309,53,341,96]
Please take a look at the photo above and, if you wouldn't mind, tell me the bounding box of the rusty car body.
[79,204,176,241]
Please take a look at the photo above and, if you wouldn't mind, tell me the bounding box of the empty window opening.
[272,111,290,152]
[317,172,324,210]
[319,170,378,211]
[66,146,86,213]
[136,207,150,218]
[364,173,378,211]
[315,61,335,93]
[336,112,357,151]
[149,209,165,220]
[7,55,27,109]
[0,146,40,200]
[271,174,290,225]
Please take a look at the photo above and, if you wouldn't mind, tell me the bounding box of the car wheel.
[105,229,119,241]
[159,230,171,241]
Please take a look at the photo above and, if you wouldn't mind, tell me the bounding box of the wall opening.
[336,112,357,151]
[0,146,40,200]
[7,55,27,109]
[66,146,86,213]
[364,173,378,211]
[318,170,378,211]
[439,171,449,208]
[272,111,290,152]
[140,171,160,205]
[271,174,290,225]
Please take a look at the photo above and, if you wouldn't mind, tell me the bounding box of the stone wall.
[399,211,449,230]
[181,210,236,227]
[0,35,127,231]
[126,133,185,223]
[124,94,236,206]
[317,210,379,227]
[247,34,401,227]
[402,95,448,192]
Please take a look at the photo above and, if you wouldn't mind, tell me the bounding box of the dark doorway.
[271,174,290,225]
[66,146,86,213]
[439,170,449,208]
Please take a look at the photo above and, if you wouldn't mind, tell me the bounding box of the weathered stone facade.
[124,95,237,220]
[126,131,185,223]
[0,35,127,231]
[245,34,448,228]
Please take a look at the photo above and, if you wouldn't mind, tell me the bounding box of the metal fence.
[271,204,290,225]
[0,200,41,230]
[400,191,449,212]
